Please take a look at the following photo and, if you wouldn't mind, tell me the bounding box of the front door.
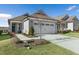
[57,24,60,31]
[12,23,16,32]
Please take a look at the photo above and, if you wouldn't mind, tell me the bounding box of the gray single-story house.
[0,26,9,33]
[8,10,79,34]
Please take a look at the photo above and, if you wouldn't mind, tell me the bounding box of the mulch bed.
[31,39,50,46]
[11,37,50,48]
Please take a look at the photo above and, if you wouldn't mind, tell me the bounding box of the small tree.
[28,26,34,36]
[0,30,3,35]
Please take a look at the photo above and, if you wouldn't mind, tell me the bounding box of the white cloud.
[0,13,12,19]
[0,13,12,27]
[66,5,77,11]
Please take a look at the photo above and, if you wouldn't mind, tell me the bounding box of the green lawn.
[0,39,75,55]
[64,32,79,38]
[0,34,11,41]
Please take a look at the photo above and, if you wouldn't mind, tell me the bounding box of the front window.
[63,23,67,28]
[46,24,49,26]
[41,23,44,25]
[63,23,68,30]
[34,23,38,25]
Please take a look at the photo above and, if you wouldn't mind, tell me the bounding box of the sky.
[0,4,79,27]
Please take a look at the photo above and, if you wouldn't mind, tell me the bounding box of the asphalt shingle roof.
[8,10,78,23]
[9,16,27,21]
[30,10,54,20]
[9,10,56,22]
[54,14,69,20]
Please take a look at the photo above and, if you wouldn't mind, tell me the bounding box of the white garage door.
[33,23,57,34]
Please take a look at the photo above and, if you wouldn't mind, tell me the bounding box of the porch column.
[9,22,12,32]
[60,24,63,31]
[57,24,60,31]
[16,24,19,33]
[60,24,64,31]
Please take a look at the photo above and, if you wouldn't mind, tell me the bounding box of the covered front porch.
[57,23,68,32]
[10,21,23,33]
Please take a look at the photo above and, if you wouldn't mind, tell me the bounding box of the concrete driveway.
[41,34,79,54]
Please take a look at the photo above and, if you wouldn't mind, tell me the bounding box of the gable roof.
[54,14,69,21]
[8,10,55,23]
[8,15,28,24]
[30,10,53,20]
[54,14,79,23]
[9,15,28,21]
[66,16,78,22]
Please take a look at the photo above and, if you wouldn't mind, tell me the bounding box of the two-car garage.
[33,20,57,34]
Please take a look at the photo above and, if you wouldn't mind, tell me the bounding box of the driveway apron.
[42,34,79,54]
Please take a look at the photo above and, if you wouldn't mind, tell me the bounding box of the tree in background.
[0,30,3,35]
[28,26,34,36]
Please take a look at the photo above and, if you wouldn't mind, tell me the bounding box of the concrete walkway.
[15,34,39,41]
[15,34,31,41]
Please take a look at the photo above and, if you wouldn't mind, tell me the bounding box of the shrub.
[0,30,3,35]
[67,29,71,32]
[62,29,71,34]
[8,32,15,37]
[57,30,61,33]
[58,29,71,34]
[28,26,34,36]
[16,40,24,44]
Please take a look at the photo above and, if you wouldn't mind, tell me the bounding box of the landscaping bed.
[12,37,50,48]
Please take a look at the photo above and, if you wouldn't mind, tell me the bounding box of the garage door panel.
[41,24,56,34]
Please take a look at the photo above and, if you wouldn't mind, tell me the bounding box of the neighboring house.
[0,26,9,33]
[55,14,79,31]
[8,10,79,34]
